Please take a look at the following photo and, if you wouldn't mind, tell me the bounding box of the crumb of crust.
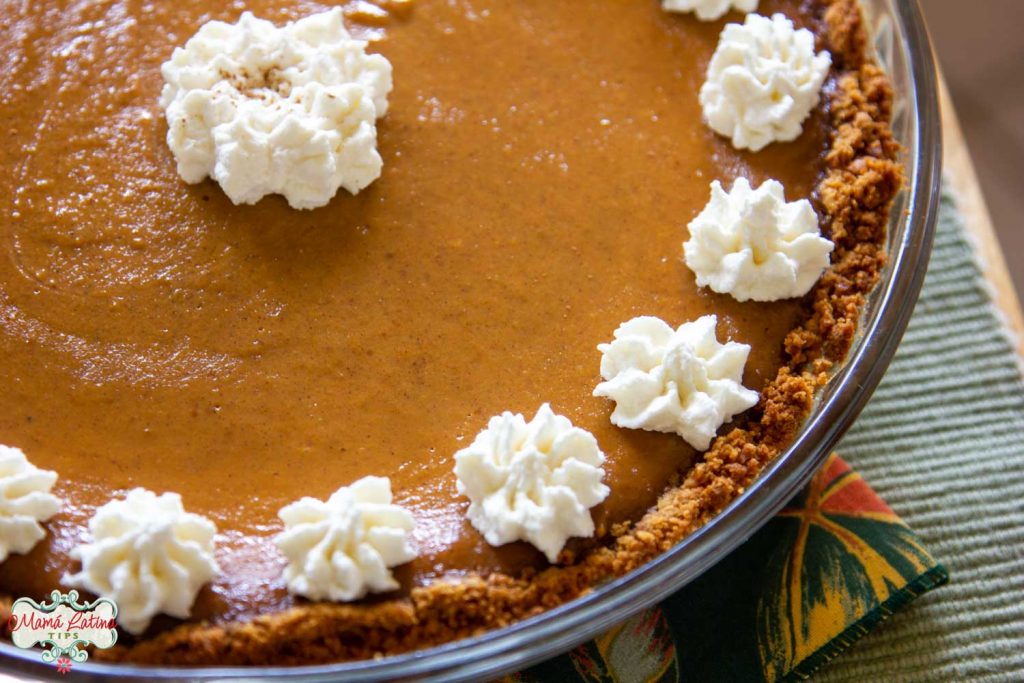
[87,0,903,665]
[0,595,11,637]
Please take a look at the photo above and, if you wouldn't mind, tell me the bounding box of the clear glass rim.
[0,0,942,680]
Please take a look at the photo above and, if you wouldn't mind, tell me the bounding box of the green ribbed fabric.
[816,187,1024,681]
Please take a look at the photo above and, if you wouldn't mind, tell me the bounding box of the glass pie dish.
[0,0,941,679]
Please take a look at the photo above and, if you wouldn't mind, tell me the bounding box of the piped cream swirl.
[275,476,416,602]
[454,404,609,563]
[594,315,758,451]
[684,178,834,302]
[160,8,392,209]
[662,0,758,22]
[0,446,62,563]
[700,13,831,151]
[63,489,219,635]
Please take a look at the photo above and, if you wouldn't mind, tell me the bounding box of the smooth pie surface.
[0,0,825,627]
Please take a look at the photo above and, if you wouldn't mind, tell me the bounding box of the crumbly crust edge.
[6,0,903,666]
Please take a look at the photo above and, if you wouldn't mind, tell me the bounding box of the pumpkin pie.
[0,0,900,664]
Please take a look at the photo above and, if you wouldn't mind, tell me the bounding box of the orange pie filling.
[0,0,900,664]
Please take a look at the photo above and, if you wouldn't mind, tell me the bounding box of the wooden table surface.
[940,77,1024,359]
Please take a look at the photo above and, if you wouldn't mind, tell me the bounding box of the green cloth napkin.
[818,191,1024,680]
[508,186,1024,681]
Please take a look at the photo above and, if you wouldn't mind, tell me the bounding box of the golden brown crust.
[75,0,902,665]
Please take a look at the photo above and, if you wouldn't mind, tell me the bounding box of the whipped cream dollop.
[160,8,392,210]
[275,476,416,602]
[454,404,609,563]
[662,0,758,22]
[594,316,758,451]
[684,178,834,301]
[62,489,219,635]
[700,13,831,151]
[0,446,61,563]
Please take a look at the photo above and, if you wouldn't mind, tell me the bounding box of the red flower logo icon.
[55,656,73,674]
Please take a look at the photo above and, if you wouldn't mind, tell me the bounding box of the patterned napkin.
[505,454,948,683]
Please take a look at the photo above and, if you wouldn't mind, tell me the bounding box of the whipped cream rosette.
[275,476,416,602]
[63,489,219,635]
[700,13,831,151]
[662,0,758,22]
[0,446,62,563]
[594,315,758,451]
[454,404,610,562]
[160,8,392,209]
[684,177,834,302]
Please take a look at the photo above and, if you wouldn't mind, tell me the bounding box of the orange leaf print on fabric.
[570,606,679,683]
[756,454,935,681]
